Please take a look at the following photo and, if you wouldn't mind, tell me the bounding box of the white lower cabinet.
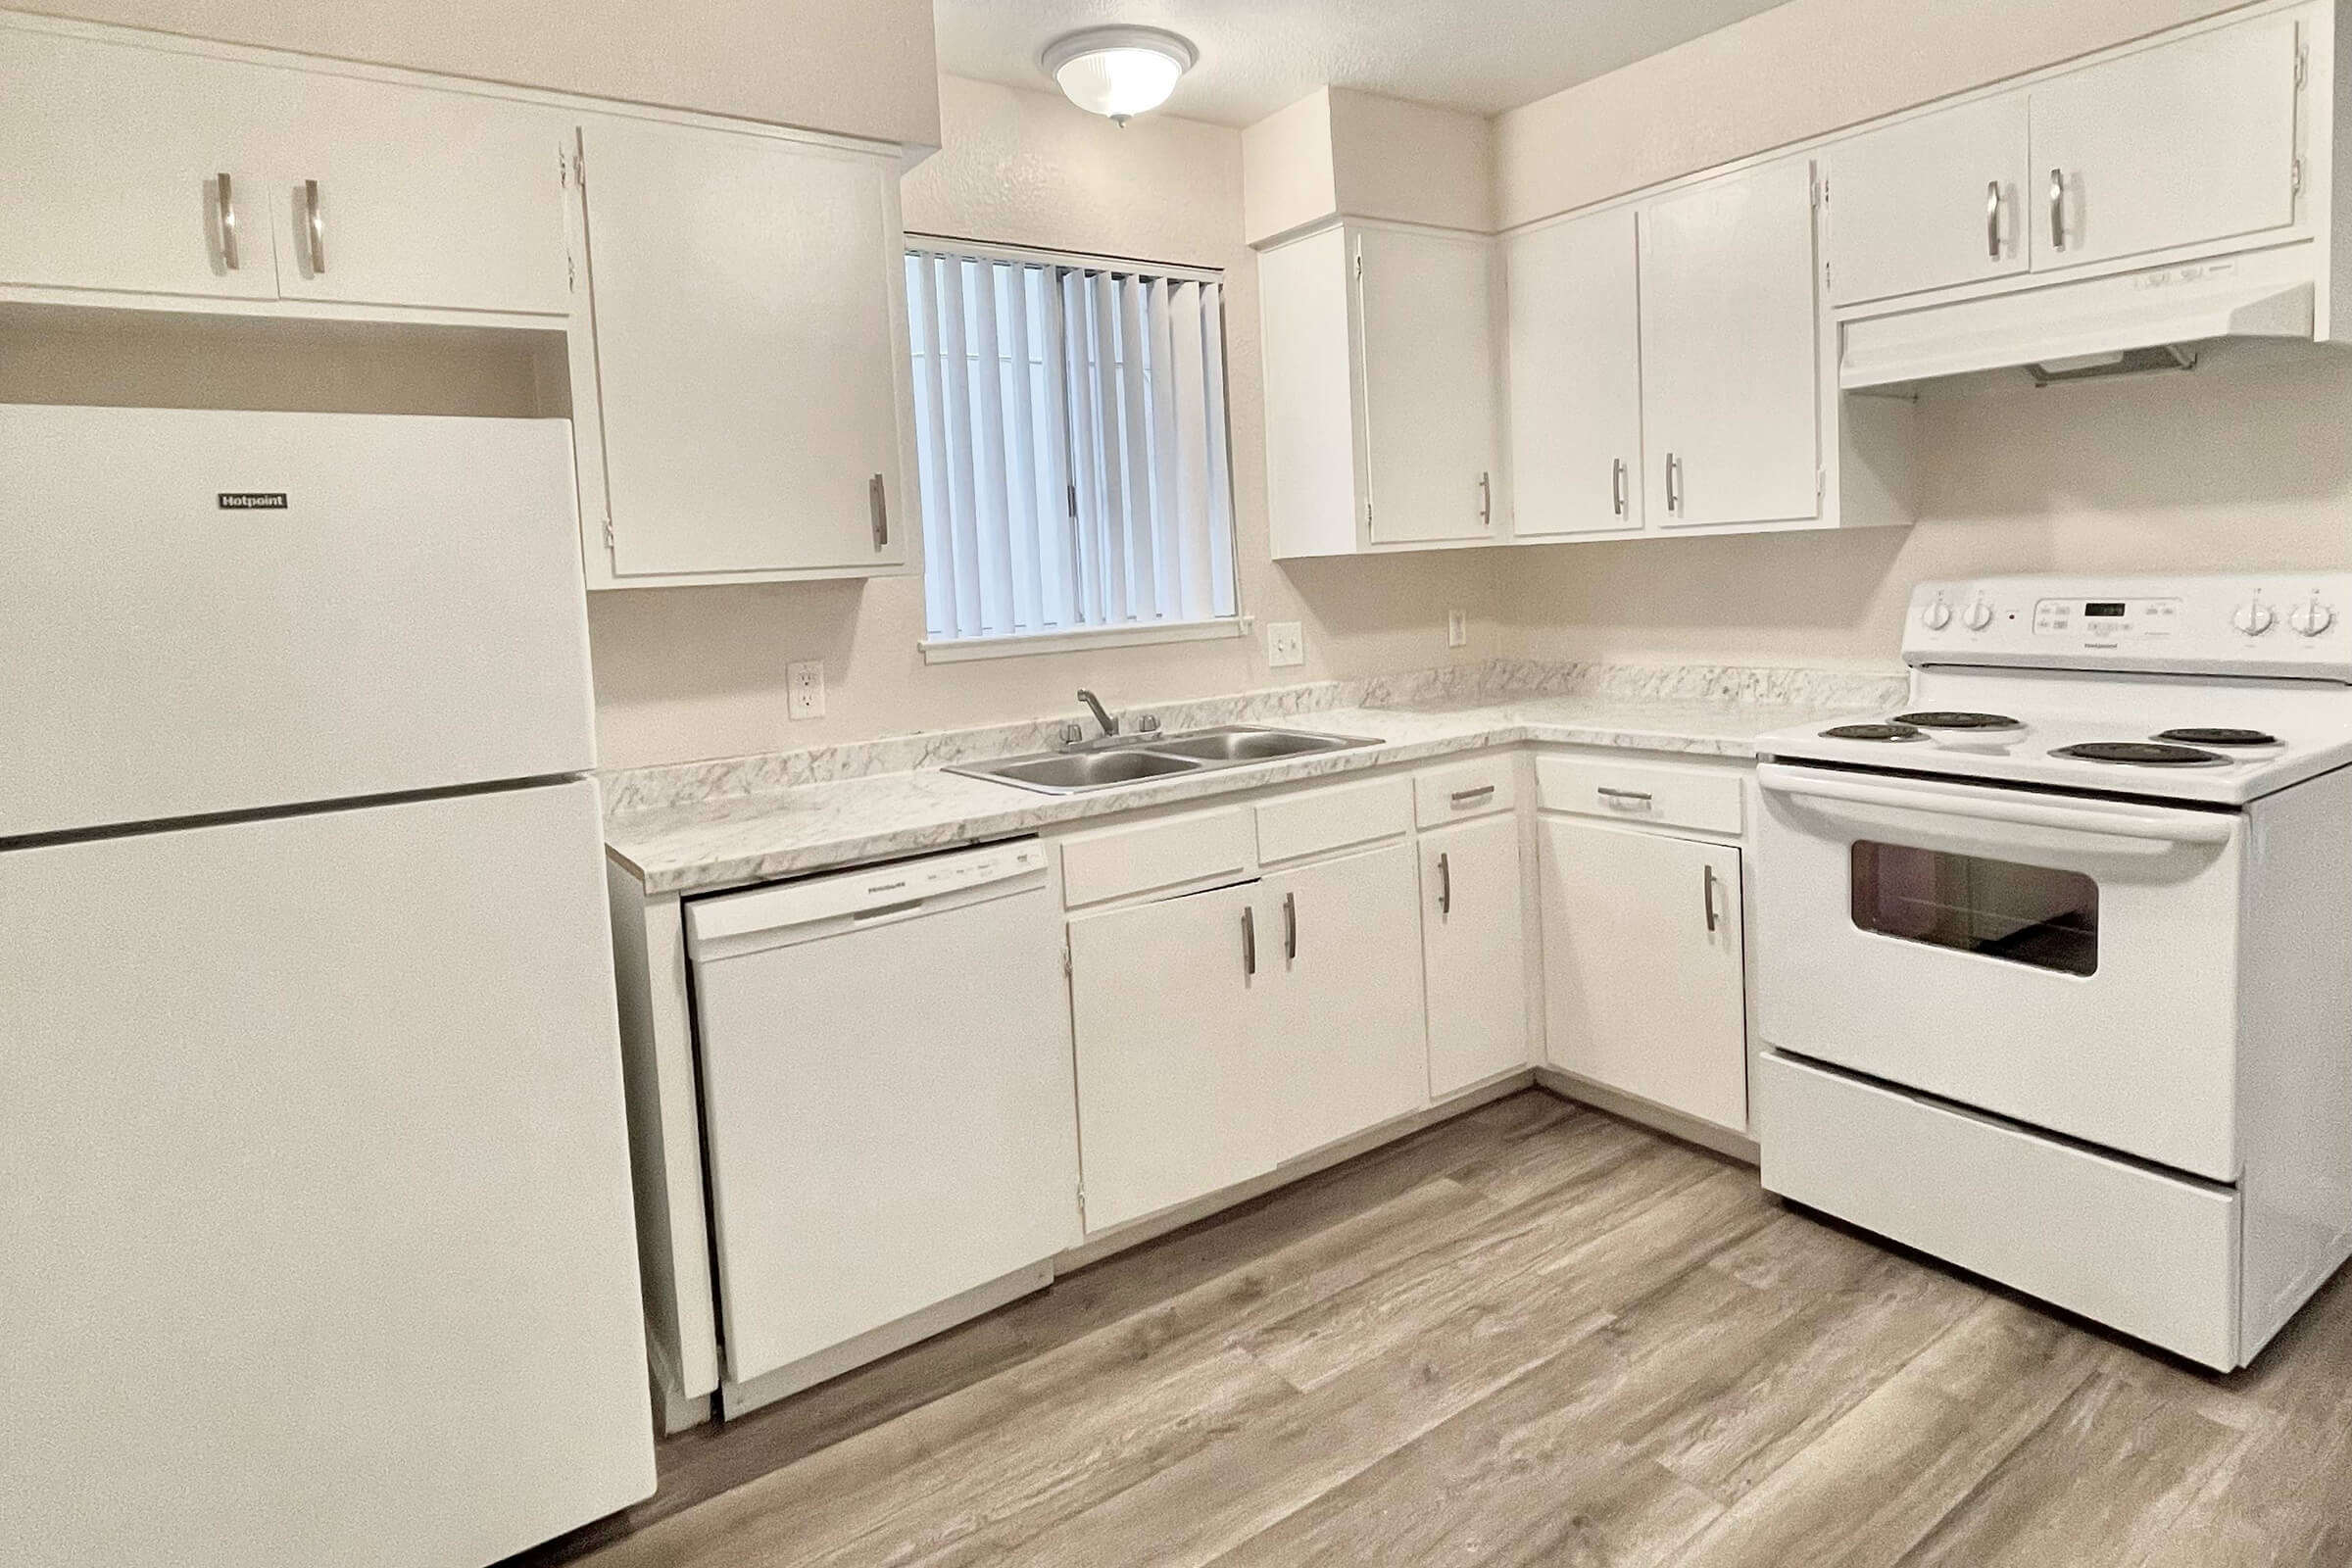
[1420,814,1531,1096]
[1261,843,1430,1161]
[1539,815,1748,1132]
[1068,881,1274,1234]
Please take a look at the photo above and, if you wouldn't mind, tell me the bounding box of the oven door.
[1755,762,2243,1180]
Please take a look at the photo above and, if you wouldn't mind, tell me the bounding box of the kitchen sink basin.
[977,749,1204,793]
[949,725,1381,795]
[1145,726,1356,762]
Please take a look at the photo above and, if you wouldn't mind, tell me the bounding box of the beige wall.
[1494,0,2257,228]
[588,75,1495,770]
[29,0,942,147]
[1501,350,2352,668]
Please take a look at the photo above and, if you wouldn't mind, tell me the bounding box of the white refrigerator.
[0,406,657,1567]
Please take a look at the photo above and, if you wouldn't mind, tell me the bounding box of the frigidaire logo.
[218,492,288,510]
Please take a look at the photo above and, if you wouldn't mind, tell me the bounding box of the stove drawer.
[1759,1052,2240,1369]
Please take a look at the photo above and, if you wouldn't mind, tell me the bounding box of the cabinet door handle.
[1437,852,1451,917]
[216,172,239,271]
[1985,179,2002,260]
[1611,457,1627,517]
[1665,452,1683,514]
[1477,471,1493,528]
[869,473,889,550]
[1702,864,1721,934]
[2048,169,2065,252]
[1283,892,1298,960]
[303,178,325,274]
[1242,905,1256,977]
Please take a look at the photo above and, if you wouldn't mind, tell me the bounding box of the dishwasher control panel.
[686,840,1048,954]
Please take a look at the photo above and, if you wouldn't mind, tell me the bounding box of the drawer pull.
[1596,787,1654,809]
[1449,784,1496,808]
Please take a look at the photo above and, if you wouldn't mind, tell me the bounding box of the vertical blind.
[906,242,1239,644]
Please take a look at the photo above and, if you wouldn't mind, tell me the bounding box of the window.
[905,239,1239,652]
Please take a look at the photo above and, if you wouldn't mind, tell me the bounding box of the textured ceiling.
[932,0,1794,127]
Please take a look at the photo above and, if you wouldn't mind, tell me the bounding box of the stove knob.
[2291,600,2335,637]
[2234,602,2278,636]
[1963,600,1995,631]
[1921,599,1952,631]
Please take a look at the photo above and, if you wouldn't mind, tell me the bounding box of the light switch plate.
[1267,621,1304,668]
[787,660,826,720]
[1447,609,1468,649]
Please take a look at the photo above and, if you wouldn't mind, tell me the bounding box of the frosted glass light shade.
[1041,27,1197,122]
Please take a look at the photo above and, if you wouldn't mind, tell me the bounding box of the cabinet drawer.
[1254,774,1412,866]
[1537,754,1742,836]
[1414,756,1517,828]
[1059,806,1251,909]
[1759,1052,2238,1369]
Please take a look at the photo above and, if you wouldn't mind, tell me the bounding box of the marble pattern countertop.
[603,661,1905,898]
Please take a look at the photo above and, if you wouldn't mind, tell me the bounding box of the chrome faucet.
[1076,688,1118,739]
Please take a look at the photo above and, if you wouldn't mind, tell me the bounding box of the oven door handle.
[1756,763,2236,846]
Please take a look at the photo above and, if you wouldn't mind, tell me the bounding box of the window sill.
[920,616,1250,665]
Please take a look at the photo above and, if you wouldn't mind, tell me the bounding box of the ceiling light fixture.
[1040,25,1197,124]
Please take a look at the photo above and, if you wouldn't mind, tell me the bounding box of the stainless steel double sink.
[947,724,1382,795]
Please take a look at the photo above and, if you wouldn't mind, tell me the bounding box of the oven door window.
[1850,842,2098,976]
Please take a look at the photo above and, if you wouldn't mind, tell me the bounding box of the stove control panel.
[1906,575,2352,681]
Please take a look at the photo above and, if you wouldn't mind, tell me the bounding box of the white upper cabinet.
[0,29,281,300]
[1828,95,2031,306]
[1355,227,1505,545]
[1504,208,1644,537]
[2032,14,2303,273]
[270,72,571,316]
[1638,159,1823,530]
[1257,221,1503,557]
[0,25,568,316]
[576,115,913,581]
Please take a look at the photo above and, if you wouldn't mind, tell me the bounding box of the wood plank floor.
[513,1091,2352,1568]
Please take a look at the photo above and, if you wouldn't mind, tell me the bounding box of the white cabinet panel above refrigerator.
[0,406,595,837]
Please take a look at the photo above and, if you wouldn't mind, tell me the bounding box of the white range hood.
[1840,245,2322,391]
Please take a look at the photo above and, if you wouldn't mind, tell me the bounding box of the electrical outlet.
[787,660,826,721]
[1267,621,1304,668]
[1446,609,1468,649]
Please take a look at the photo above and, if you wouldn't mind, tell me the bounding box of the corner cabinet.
[1503,156,1910,543]
[1258,221,1506,558]
[569,115,918,588]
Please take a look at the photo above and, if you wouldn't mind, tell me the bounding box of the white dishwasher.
[684,840,1081,1416]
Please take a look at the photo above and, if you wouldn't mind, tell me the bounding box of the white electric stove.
[1752,573,2352,1370]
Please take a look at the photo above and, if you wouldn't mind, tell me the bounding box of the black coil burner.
[2051,742,2228,766]
[1821,722,1923,742]
[1891,710,2023,731]
[2152,727,2280,748]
